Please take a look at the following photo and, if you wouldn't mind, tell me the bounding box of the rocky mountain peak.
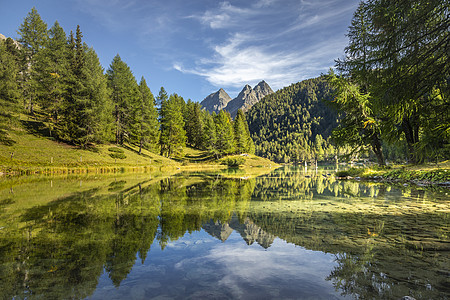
[200,80,274,118]
[200,88,232,114]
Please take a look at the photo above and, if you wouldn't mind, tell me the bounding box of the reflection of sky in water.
[90,230,348,299]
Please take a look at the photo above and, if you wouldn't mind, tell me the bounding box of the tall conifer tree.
[132,77,159,154]
[33,21,69,133]
[17,7,48,114]
[0,39,21,143]
[214,110,235,156]
[107,54,140,144]
[159,93,186,157]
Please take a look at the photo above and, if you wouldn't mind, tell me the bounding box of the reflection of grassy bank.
[336,161,450,185]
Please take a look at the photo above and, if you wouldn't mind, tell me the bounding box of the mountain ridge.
[200,80,274,118]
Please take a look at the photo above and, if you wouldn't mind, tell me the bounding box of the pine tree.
[233,109,254,154]
[156,86,168,117]
[132,77,159,154]
[214,110,235,156]
[57,26,109,147]
[184,100,203,149]
[17,7,48,114]
[159,93,186,157]
[107,54,140,144]
[202,110,217,154]
[33,21,69,134]
[0,39,21,143]
[83,46,112,143]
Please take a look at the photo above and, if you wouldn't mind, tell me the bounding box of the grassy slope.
[0,128,178,175]
[1,126,278,176]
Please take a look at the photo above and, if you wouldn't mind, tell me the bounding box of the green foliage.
[109,152,126,159]
[0,8,273,162]
[221,156,245,167]
[335,168,365,178]
[159,93,186,158]
[108,147,124,153]
[184,100,204,149]
[382,169,450,183]
[247,77,338,163]
[214,110,235,156]
[131,77,159,154]
[57,26,109,147]
[234,109,254,154]
[327,70,385,165]
[0,39,21,143]
[336,0,449,163]
[107,54,140,145]
[17,7,48,115]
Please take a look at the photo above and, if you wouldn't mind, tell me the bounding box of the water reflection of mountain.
[203,214,275,248]
[0,169,448,299]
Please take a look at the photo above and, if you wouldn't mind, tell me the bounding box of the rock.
[200,88,232,114]
[225,81,274,118]
[200,80,274,118]
[400,297,416,300]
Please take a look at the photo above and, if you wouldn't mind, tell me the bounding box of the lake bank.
[0,129,278,177]
[335,162,450,187]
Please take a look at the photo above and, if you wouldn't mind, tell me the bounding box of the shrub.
[335,167,365,177]
[221,157,245,168]
[108,147,124,153]
[109,153,126,159]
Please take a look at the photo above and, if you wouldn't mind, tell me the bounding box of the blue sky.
[1,0,359,101]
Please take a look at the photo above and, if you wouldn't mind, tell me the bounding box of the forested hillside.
[247,77,338,163]
[0,8,255,161]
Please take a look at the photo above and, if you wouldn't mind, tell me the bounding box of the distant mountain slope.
[246,77,338,163]
[200,88,232,114]
[200,81,274,118]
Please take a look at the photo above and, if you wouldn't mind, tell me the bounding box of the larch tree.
[107,54,140,145]
[132,77,159,154]
[214,110,235,156]
[33,21,69,134]
[17,7,48,114]
[0,39,21,143]
[159,93,186,158]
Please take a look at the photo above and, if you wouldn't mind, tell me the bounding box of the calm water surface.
[0,167,448,299]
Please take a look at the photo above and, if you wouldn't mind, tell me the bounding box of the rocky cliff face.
[200,88,232,114]
[200,81,274,118]
[225,80,274,118]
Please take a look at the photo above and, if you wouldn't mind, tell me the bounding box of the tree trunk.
[371,134,385,166]
[115,106,120,144]
[401,117,418,164]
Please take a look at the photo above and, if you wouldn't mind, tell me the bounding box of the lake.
[0,166,449,299]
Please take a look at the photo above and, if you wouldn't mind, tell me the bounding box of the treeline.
[0,8,254,158]
[329,0,449,165]
[247,77,339,163]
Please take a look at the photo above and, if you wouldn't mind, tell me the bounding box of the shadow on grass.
[121,144,154,160]
[184,151,216,163]
[21,119,53,139]
[0,132,16,146]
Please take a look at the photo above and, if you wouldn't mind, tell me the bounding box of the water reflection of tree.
[0,174,255,298]
[0,170,448,299]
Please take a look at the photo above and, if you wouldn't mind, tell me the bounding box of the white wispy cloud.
[174,32,347,91]
[175,0,358,92]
